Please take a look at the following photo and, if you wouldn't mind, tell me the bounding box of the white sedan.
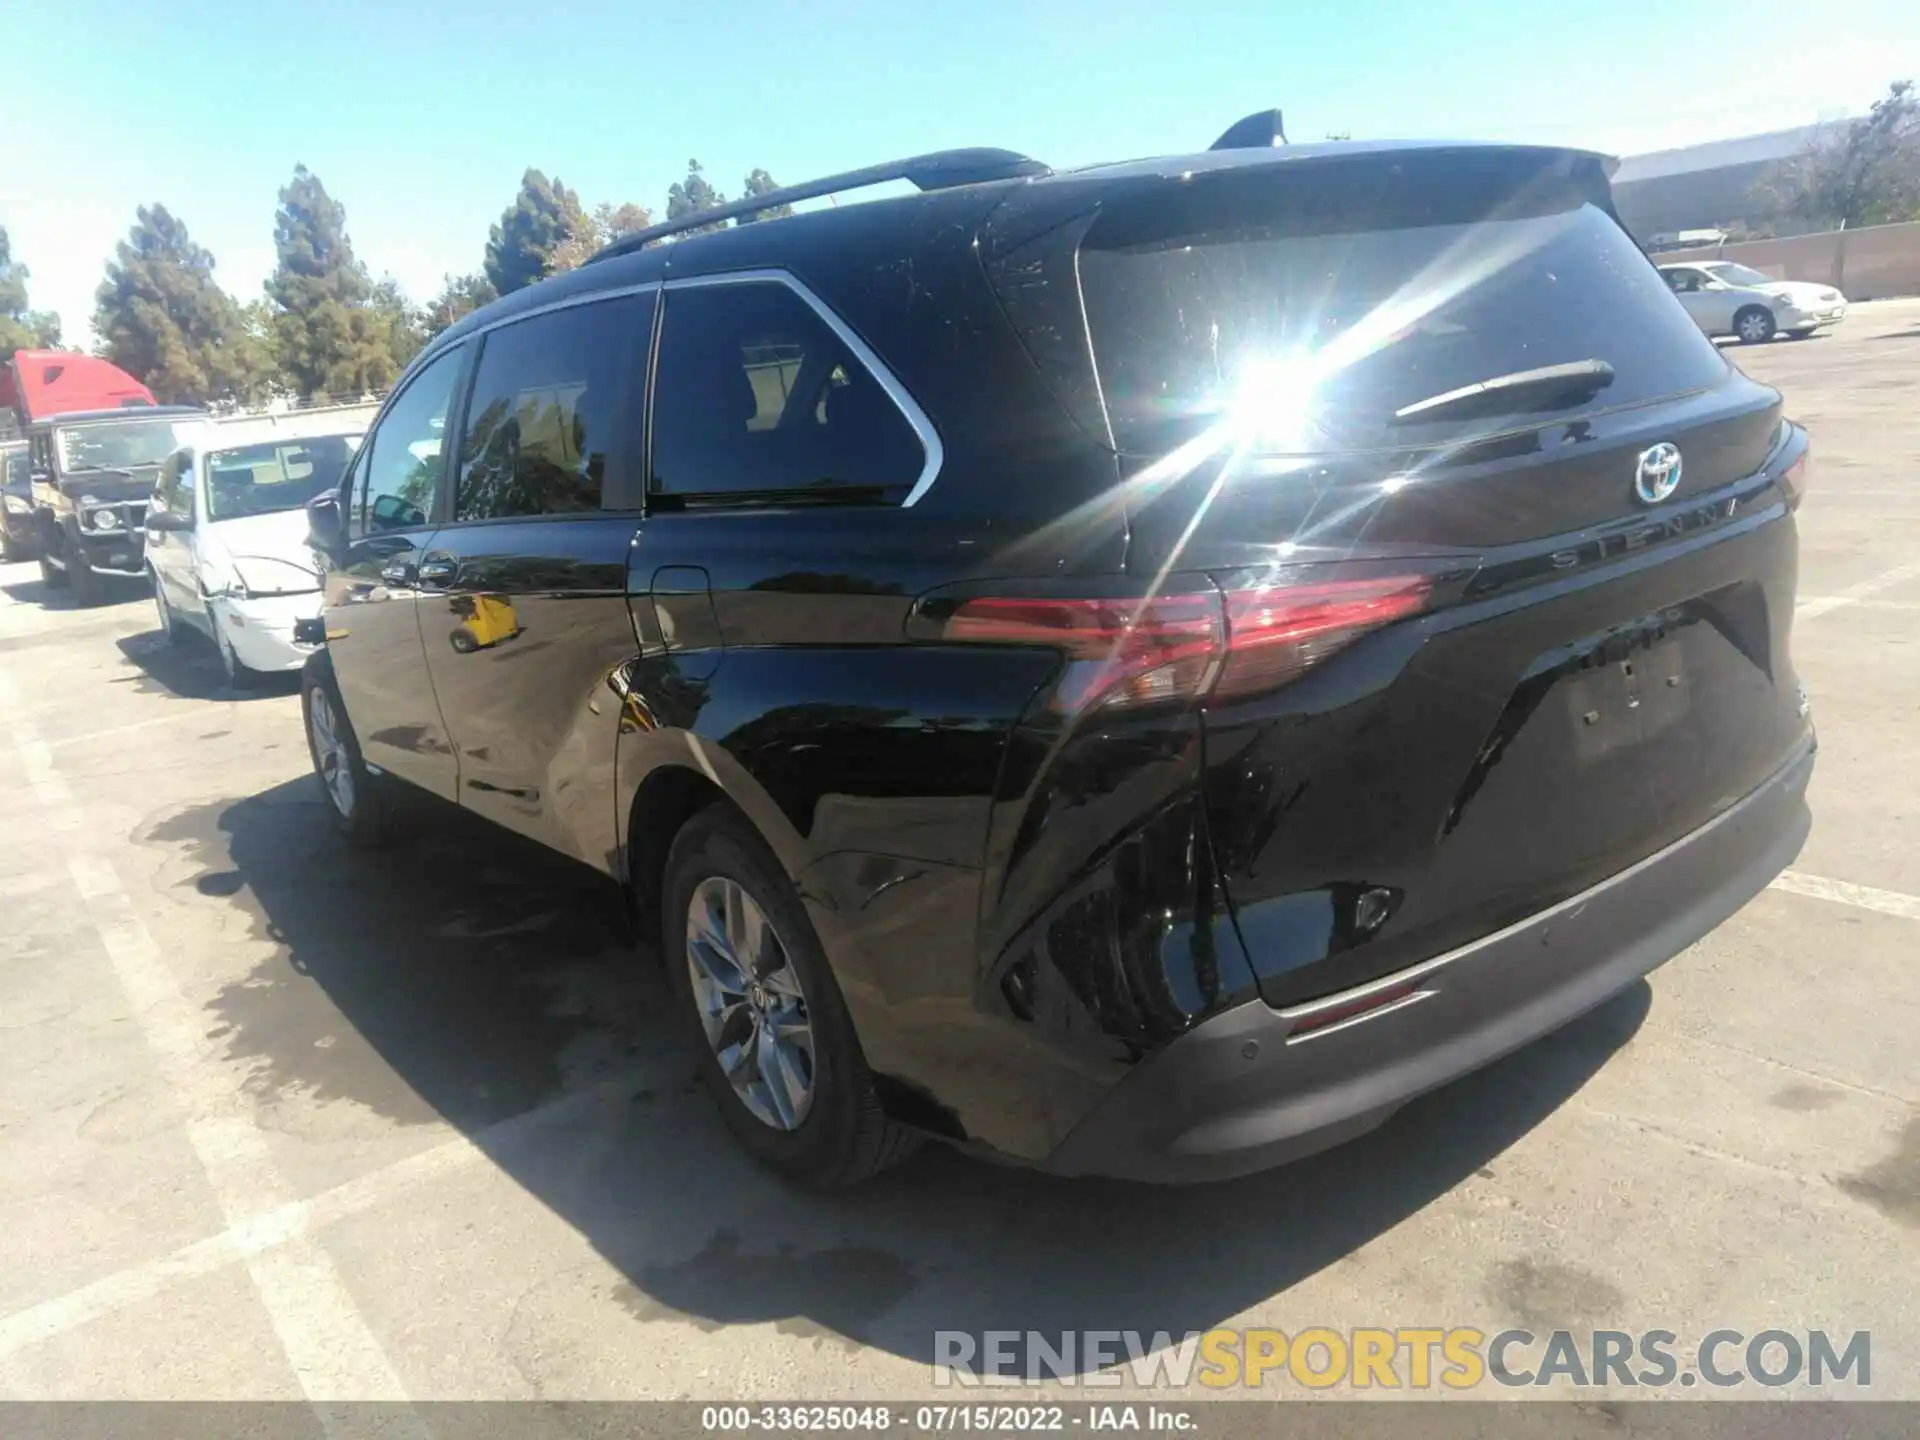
[144,432,359,685]
[1659,261,1849,344]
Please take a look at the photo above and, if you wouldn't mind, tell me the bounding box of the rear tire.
[1734,306,1777,345]
[662,806,920,1189]
[302,655,389,848]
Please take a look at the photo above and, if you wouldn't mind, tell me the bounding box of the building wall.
[1657,222,1920,300]
[1613,160,1780,240]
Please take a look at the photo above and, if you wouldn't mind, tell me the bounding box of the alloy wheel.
[685,875,816,1131]
[308,688,356,818]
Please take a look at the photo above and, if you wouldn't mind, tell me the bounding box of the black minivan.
[301,122,1814,1188]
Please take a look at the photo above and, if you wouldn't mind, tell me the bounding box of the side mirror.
[146,509,193,533]
[306,491,344,552]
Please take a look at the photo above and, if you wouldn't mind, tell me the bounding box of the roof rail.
[588,147,1050,263]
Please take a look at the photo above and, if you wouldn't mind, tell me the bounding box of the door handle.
[380,561,415,586]
[417,558,458,587]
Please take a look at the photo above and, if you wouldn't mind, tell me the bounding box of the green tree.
[550,199,656,272]
[485,169,590,295]
[666,160,727,236]
[423,271,497,338]
[265,165,397,397]
[0,225,63,362]
[91,204,268,406]
[371,276,424,374]
[736,168,793,224]
[1755,79,1920,229]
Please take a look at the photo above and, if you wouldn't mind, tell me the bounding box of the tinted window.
[1078,157,1728,455]
[455,295,649,521]
[4,448,28,488]
[358,347,463,535]
[651,282,924,501]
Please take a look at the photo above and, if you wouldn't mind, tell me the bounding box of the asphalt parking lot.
[2,300,1918,1407]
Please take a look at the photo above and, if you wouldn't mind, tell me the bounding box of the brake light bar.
[943,572,1434,713]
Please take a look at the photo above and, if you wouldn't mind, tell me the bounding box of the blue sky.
[4,0,1914,343]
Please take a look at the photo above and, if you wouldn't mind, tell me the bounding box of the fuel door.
[649,564,723,681]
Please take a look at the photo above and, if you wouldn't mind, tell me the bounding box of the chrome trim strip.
[463,281,664,340]
[663,268,945,507]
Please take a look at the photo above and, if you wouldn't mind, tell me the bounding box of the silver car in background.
[1660,261,1849,344]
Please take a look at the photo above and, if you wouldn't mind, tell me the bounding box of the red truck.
[3,350,206,600]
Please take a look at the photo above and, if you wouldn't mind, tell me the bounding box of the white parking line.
[1789,599,1920,614]
[1796,562,1920,620]
[0,668,423,1422]
[0,1077,636,1363]
[1769,869,1920,922]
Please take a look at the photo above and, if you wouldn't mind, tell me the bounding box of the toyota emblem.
[1634,443,1683,504]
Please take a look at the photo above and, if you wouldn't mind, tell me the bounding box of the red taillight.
[945,592,1224,712]
[1216,575,1434,700]
[942,572,1433,713]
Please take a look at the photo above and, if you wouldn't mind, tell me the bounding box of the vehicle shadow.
[1,573,148,610]
[149,776,1651,1369]
[113,629,299,702]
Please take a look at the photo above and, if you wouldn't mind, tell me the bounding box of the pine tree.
[665,160,727,236]
[549,200,656,272]
[485,170,591,295]
[423,272,498,338]
[265,165,397,398]
[0,226,63,362]
[737,169,793,224]
[91,205,267,406]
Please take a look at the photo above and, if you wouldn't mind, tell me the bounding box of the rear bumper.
[1042,734,1814,1183]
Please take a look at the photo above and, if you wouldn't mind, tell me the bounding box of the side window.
[30,433,53,476]
[1668,269,1701,293]
[650,282,927,502]
[156,450,195,516]
[356,346,464,536]
[454,294,648,521]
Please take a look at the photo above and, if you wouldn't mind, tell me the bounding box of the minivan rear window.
[1077,155,1727,455]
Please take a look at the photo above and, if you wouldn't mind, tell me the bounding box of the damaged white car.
[145,427,362,685]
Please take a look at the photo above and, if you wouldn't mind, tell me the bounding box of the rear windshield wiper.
[1391,359,1615,425]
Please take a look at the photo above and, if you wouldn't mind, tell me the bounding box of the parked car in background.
[301,125,1814,1189]
[26,407,208,603]
[1,439,34,561]
[147,424,361,684]
[1660,262,1849,343]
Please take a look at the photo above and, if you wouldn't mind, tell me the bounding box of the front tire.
[66,535,102,606]
[301,656,389,847]
[1734,306,1777,345]
[38,549,67,590]
[663,806,920,1188]
[213,618,257,690]
[152,572,183,647]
